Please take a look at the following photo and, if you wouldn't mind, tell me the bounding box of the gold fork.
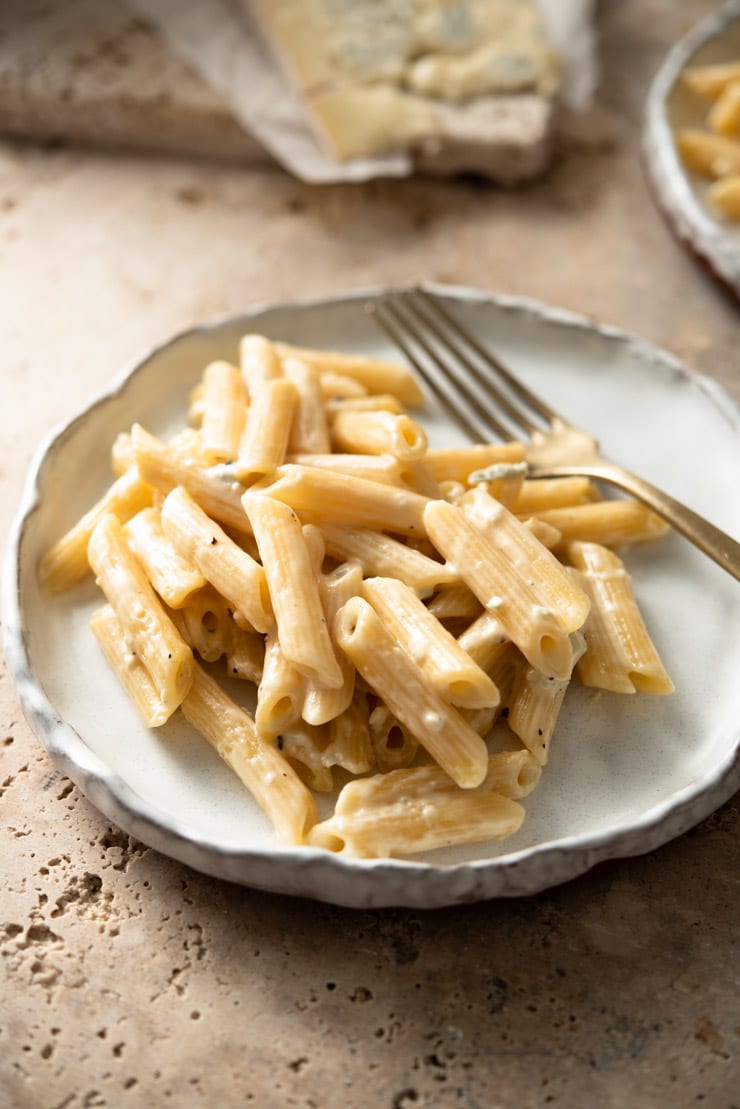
[371,287,740,583]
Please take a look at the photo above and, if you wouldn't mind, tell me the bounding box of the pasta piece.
[456,611,507,672]
[199,360,248,463]
[301,523,326,579]
[463,486,590,634]
[709,81,740,135]
[330,409,428,461]
[363,576,500,709]
[243,494,343,688]
[523,516,562,550]
[284,357,331,454]
[708,174,740,219]
[124,507,206,608]
[335,596,489,788]
[239,334,284,392]
[39,467,153,593]
[273,342,425,405]
[110,431,136,476]
[285,452,405,485]
[320,523,455,596]
[682,62,740,100]
[161,486,272,633]
[424,498,581,680]
[182,662,317,844]
[308,755,533,858]
[512,476,600,515]
[225,624,265,684]
[90,605,170,727]
[369,704,419,771]
[132,424,250,534]
[322,692,375,774]
[325,394,405,418]
[87,514,193,716]
[507,633,586,765]
[676,129,740,178]
[279,724,334,792]
[568,541,674,694]
[397,461,443,498]
[174,584,236,662]
[422,443,526,485]
[318,371,368,400]
[256,465,429,536]
[235,378,298,482]
[303,562,362,725]
[427,581,483,620]
[256,630,305,738]
[459,703,499,738]
[532,500,669,549]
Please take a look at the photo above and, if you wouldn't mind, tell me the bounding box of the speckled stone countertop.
[2,4,739,1107]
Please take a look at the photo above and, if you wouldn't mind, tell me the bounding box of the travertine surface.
[1,3,739,1107]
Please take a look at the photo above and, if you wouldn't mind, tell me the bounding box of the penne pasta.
[427,581,483,620]
[424,498,583,680]
[330,409,428,461]
[256,630,305,738]
[320,522,455,596]
[243,494,343,688]
[362,576,500,709]
[676,128,740,178]
[284,357,331,454]
[512,476,600,515]
[507,633,586,765]
[182,662,317,844]
[273,342,425,405]
[303,562,362,725]
[368,703,419,771]
[682,61,740,101]
[335,596,489,788]
[318,371,368,400]
[239,333,284,392]
[174,584,235,662]
[90,605,170,727]
[308,755,531,858]
[422,443,526,485]
[235,378,298,482]
[567,542,674,695]
[132,424,250,534]
[255,464,429,536]
[279,723,334,792]
[161,486,272,633]
[199,361,248,464]
[532,500,669,549]
[124,507,206,609]
[39,467,153,593]
[87,514,194,717]
[322,692,375,774]
[325,393,405,418]
[286,452,405,486]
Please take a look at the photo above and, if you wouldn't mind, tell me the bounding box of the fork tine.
[414,287,564,427]
[373,298,512,443]
[399,289,541,438]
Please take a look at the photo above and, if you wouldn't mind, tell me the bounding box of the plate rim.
[4,282,740,909]
[643,0,740,298]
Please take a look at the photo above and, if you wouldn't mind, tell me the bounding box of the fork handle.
[530,461,740,583]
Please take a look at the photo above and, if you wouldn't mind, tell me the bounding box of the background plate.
[5,284,740,908]
[644,0,740,298]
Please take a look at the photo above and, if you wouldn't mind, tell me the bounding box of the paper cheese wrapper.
[129,0,599,184]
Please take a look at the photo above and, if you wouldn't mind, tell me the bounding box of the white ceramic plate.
[644,0,740,298]
[5,285,740,908]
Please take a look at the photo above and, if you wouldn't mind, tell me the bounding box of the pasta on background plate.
[39,334,673,860]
